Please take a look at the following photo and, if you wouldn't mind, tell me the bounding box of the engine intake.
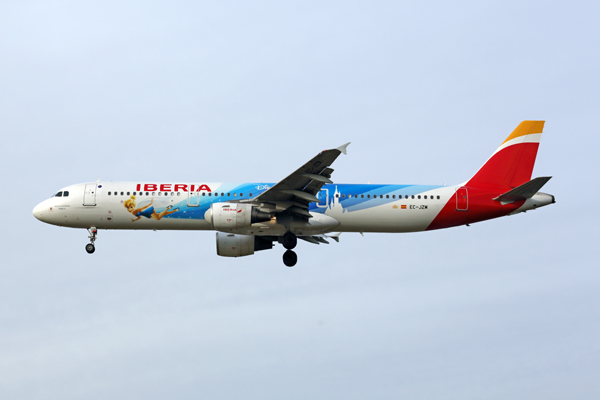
[205,203,271,231]
[216,233,274,257]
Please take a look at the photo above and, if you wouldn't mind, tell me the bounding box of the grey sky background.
[1,1,599,399]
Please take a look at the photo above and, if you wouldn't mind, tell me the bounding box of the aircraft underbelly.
[331,204,441,233]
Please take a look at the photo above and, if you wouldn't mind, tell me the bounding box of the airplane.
[32,121,555,267]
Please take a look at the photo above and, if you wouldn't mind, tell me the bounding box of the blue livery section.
[141,183,445,221]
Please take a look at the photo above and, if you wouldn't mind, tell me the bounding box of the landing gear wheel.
[283,250,297,267]
[282,231,297,250]
[86,227,98,254]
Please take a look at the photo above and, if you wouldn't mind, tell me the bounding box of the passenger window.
[380,195,383,199]
[336,194,339,198]
[177,192,181,196]
[411,195,415,199]
[240,193,243,197]
[127,192,130,196]
[418,195,421,199]
[234,193,237,197]
[437,195,440,199]
[249,193,253,197]
[108,192,112,196]
[227,193,230,197]
[202,192,206,196]
[392,195,395,199]
[152,192,155,196]
[386,195,389,199]
[367,195,371,198]
[361,195,364,198]
[342,194,345,198]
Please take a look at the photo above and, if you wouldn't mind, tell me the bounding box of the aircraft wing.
[249,142,350,219]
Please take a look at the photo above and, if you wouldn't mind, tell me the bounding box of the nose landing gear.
[281,231,298,267]
[86,227,97,254]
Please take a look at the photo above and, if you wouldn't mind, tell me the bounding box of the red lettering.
[160,184,172,192]
[190,184,195,192]
[144,184,157,191]
[136,184,141,191]
[174,184,188,192]
[197,184,211,192]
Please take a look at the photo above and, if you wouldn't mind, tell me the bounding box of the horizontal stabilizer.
[493,176,552,204]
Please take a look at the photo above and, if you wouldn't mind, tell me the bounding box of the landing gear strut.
[86,227,97,254]
[283,250,297,267]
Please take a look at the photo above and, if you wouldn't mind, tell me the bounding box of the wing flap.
[298,233,341,245]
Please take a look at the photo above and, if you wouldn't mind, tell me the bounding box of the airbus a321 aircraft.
[33,121,555,266]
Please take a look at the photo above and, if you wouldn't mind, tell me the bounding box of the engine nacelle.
[205,203,271,231]
[216,233,274,257]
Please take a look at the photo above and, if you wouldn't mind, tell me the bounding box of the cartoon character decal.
[124,196,179,222]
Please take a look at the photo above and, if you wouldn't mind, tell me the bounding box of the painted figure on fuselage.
[124,196,179,222]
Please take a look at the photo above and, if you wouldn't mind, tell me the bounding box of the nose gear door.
[83,184,97,206]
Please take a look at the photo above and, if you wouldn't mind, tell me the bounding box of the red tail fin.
[467,121,544,190]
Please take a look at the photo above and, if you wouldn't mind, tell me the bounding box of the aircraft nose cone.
[33,203,45,221]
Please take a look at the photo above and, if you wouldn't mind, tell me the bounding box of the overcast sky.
[1,1,599,399]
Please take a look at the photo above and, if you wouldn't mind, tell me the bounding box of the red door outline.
[456,187,468,211]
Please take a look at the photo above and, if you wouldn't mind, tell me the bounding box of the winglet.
[336,142,351,155]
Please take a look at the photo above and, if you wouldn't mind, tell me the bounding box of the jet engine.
[216,233,274,257]
[205,203,271,230]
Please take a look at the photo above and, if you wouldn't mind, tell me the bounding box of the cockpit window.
[63,191,69,197]
[55,191,63,197]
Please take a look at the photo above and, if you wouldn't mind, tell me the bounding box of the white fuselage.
[33,181,467,235]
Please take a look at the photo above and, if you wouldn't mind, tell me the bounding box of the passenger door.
[83,184,97,206]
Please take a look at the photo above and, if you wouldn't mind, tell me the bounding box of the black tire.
[283,250,297,267]
[85,243,95,254]
[282,231,297,250]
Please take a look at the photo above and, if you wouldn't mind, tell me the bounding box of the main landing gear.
[282,231,298,267]
[86,227,97,254]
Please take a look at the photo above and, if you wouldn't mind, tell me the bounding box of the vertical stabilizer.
[467,121,544,189]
